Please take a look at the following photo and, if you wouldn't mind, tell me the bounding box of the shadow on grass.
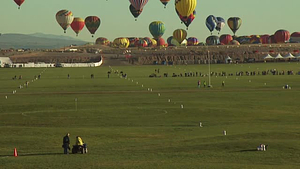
[0,152,67,157]
[239,149,257,152]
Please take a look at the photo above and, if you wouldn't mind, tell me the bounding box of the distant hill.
[0,33,88,49]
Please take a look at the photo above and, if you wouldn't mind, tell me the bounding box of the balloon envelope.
[96,37,109,45]
[129,4,143,19]
[56,10,74,33]
[14,0,24,8]
[274,30,290,43]
[129,0,148,11]
[227,17,242,35]
[113,38,130,48]
[173,29,187,44]
[175,0,197,17]
[149,21,165,39]
[206,35,220,45]
[85,16,101,37]
[71,17,85,36]
[220,34,233,45]
[206,15,217,33]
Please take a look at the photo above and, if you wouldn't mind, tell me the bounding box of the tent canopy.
[284,53,295,59]
[263,54,274,59]
[274,53,284,59]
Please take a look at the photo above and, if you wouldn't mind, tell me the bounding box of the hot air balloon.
[206,35,220,45]
[229,40,240,45]
[113,38,130,48]
[206,15,217,35]
[268,35,276,44]
[129,0,148,12]
[160,0,170,8]
[220,34,233,45]
[187,37,199,46]
[156,37,167,47]
[260,35,270,44]
[176,10,196,30]
[167,36,174,46]
[235,36,251,44]
[85,16,100,37]
[71,17,85,36]
[274,30,290,43]
[149,21,165,39]
[175,0,197,17]
[149,38,157,47]
[227,17,242,36]
[143,37,152,47]
[14,0,24,9]
[129,4,143,21]
[96,37,110,45]
[128,37,139,47]
[290,32,300,43]
[216,17,225,34]
[250,35,261,44]
[173,29,187,44]
[135,39,148,48]
[56,10,74,33]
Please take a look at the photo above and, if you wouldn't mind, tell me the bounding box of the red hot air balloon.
[260,34,270,44]
[220,34,233,45]
[14,0,25,9]
[85,16,101,37]
[71,17,85,36]
[274,30,290,43]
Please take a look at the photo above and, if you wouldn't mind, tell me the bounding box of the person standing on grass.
[222,81,225,87]
[198,80,201,88]
[203,81,207,88]
[63,133,70,154]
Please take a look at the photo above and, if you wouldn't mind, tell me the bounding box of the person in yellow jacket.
[76,136,84,146]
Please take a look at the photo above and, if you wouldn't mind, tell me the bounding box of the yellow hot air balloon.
[113,38,130,48]
[175,0,197,17]
[173,29,187,44]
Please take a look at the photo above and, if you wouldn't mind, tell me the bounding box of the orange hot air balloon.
[71,17,85,36]
[14,0,25,9]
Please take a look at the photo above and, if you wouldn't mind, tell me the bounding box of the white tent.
[225,56,232,64]
[274,53,284,59]
[284,53,295,59]
[263,54,274,59]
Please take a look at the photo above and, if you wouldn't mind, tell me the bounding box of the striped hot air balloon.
[85,16,101,37]
[173,29,187,44]
[129,0,148,11]
[71,17,85,36]
[113,38,130,48]
[56,10,74,33]
[227,17,242,36]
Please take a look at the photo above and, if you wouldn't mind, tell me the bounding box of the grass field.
[0,62,300,169]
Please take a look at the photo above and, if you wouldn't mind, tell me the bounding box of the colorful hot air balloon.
[175,0,197,17]
[160,0,170,8]
[216,17,225,34]
[206,15,217,35]
[149,21,165,39]
[176,10,196,30]
[250,35,261,44]
[235,36,251,44]
[128,37,139,47]
[129,0,148,11]
[227,17,242,36]
[135,39,148,48]
[85,16,101,37]
[274,30,290,43]
[113,38,130,48]
[187,37,199,46]
[173,29,187,44]
[220,34,233,45]
[149,38,157,47]
[206,35,220,46]
[56,10,74,33]
[167,36,174,46]
[71,17,85,36]
[96,37,110,45]
[129,4,143,21]
[14,0,24,9]
[230,40,240,45]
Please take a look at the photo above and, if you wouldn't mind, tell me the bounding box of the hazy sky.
[0,0,299,42]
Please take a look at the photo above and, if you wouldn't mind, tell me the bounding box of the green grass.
[0,63,300,169]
